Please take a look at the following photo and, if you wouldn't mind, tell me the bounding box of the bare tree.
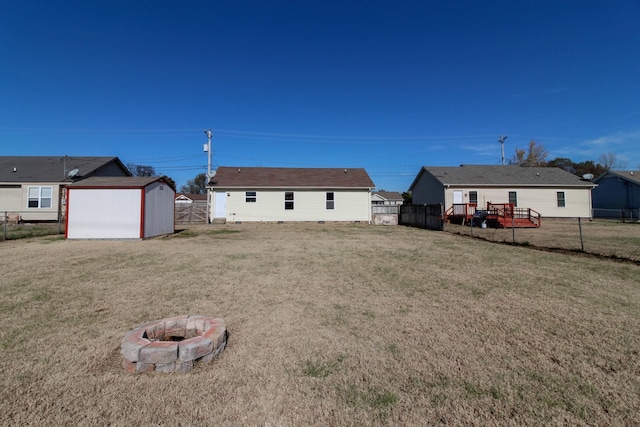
[126,163,156,177]
[598,152,627,171]
[509,140,548,167]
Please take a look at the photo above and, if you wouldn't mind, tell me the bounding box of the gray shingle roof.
[0,156,129,182]
[373,191,403,201]
[410,165,595,189]
[594,170,640,186]
[68,176,169,188]
[211,167,375,189]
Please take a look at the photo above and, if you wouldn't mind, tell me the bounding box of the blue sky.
[1,1,639,191]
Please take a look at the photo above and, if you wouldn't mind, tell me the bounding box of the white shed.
[66,176,175,239]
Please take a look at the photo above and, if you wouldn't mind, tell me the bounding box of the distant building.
[409,165,595,218]
[209,166,375,223]
[371,191,404,206]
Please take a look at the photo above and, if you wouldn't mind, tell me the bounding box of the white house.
[371,191,404,206]
[209,167,375,223]
[0,156,131,222]
[66,176,175,239]
[409,165,596,219]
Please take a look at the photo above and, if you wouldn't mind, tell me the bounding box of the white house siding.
[67,189,142,239]
[143,181,175,237]
[223,189,371,222]
[444,187,591,218]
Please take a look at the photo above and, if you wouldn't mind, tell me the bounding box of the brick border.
[121,315,227,373]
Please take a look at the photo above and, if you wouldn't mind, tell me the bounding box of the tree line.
[126,163,207,194]
[509,140,631,177]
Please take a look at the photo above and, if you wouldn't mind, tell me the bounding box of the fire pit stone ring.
[121,315,227,373]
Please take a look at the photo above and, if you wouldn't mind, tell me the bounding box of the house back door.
[214,191,227,218]
[453,190,463,204]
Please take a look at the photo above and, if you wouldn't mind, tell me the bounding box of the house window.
[469,191,478,205]
[326,192,335,210]
[284,191,294,210]
[508,191,518,207]
[245,191,256,203]
[557,191,566,207]
[27,186,52,208]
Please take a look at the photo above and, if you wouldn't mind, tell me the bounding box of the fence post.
[3,211,6,241]
[578,217,585,252]
[512,214,515,243]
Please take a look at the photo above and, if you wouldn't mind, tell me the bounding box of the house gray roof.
[372,191,403,201]
[593,170,640,186]
[68,176,170,188]
[410,165,595,190]
[0,156,130,182]
[211,166,375,189]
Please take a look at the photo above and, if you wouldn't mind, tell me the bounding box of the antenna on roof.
[499,135,508,165]
[68,168,79,178]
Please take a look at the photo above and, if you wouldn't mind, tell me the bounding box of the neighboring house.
[66,176,175,239]
[592,170,640,219]
[409,165,596,220]
[175,193,207,205]
[0,156,130,222]
[209,166,375,223]
[371,191,404,206]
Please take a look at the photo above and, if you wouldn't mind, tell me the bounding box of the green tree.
[179,172,207,194]
[574,160,606,178]
[401,191,412,204]
[546,157,576,174]
[509,140,548,167]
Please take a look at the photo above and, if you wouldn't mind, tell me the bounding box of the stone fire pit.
[121,315,227,373]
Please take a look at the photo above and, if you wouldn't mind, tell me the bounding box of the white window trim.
[27,186,53,209]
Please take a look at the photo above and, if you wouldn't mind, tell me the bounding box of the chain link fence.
[445,217,640,262]
[1,211,66,241]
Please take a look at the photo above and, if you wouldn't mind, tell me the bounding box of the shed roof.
[0,156,130,182]
[410,165,595,190]
[211,166,375,189]
[68,176,170,189]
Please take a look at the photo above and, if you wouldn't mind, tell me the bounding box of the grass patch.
[302,354,345,378]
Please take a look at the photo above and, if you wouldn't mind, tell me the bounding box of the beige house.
[409,165,596,219]
[0,156,131,222]
[209,167,375,223]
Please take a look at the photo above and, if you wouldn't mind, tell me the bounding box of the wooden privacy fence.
[399,204,444,230]
[175,203,207,224]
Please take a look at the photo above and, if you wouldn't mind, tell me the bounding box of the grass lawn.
[0,223,638,425]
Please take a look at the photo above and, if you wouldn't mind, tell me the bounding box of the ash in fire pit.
[121,315,227,373]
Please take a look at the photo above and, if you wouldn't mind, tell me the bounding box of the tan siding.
[445,187,592,217]
[224,189,370,222]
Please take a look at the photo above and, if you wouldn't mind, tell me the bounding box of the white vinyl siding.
[443,187,591,218]
[67,189,141,239]
[222,189,370,222]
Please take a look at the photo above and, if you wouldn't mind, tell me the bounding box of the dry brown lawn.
[1,223,638,426]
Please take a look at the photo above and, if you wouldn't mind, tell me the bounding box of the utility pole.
[204,129,213,223]
[499,135,508,165]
